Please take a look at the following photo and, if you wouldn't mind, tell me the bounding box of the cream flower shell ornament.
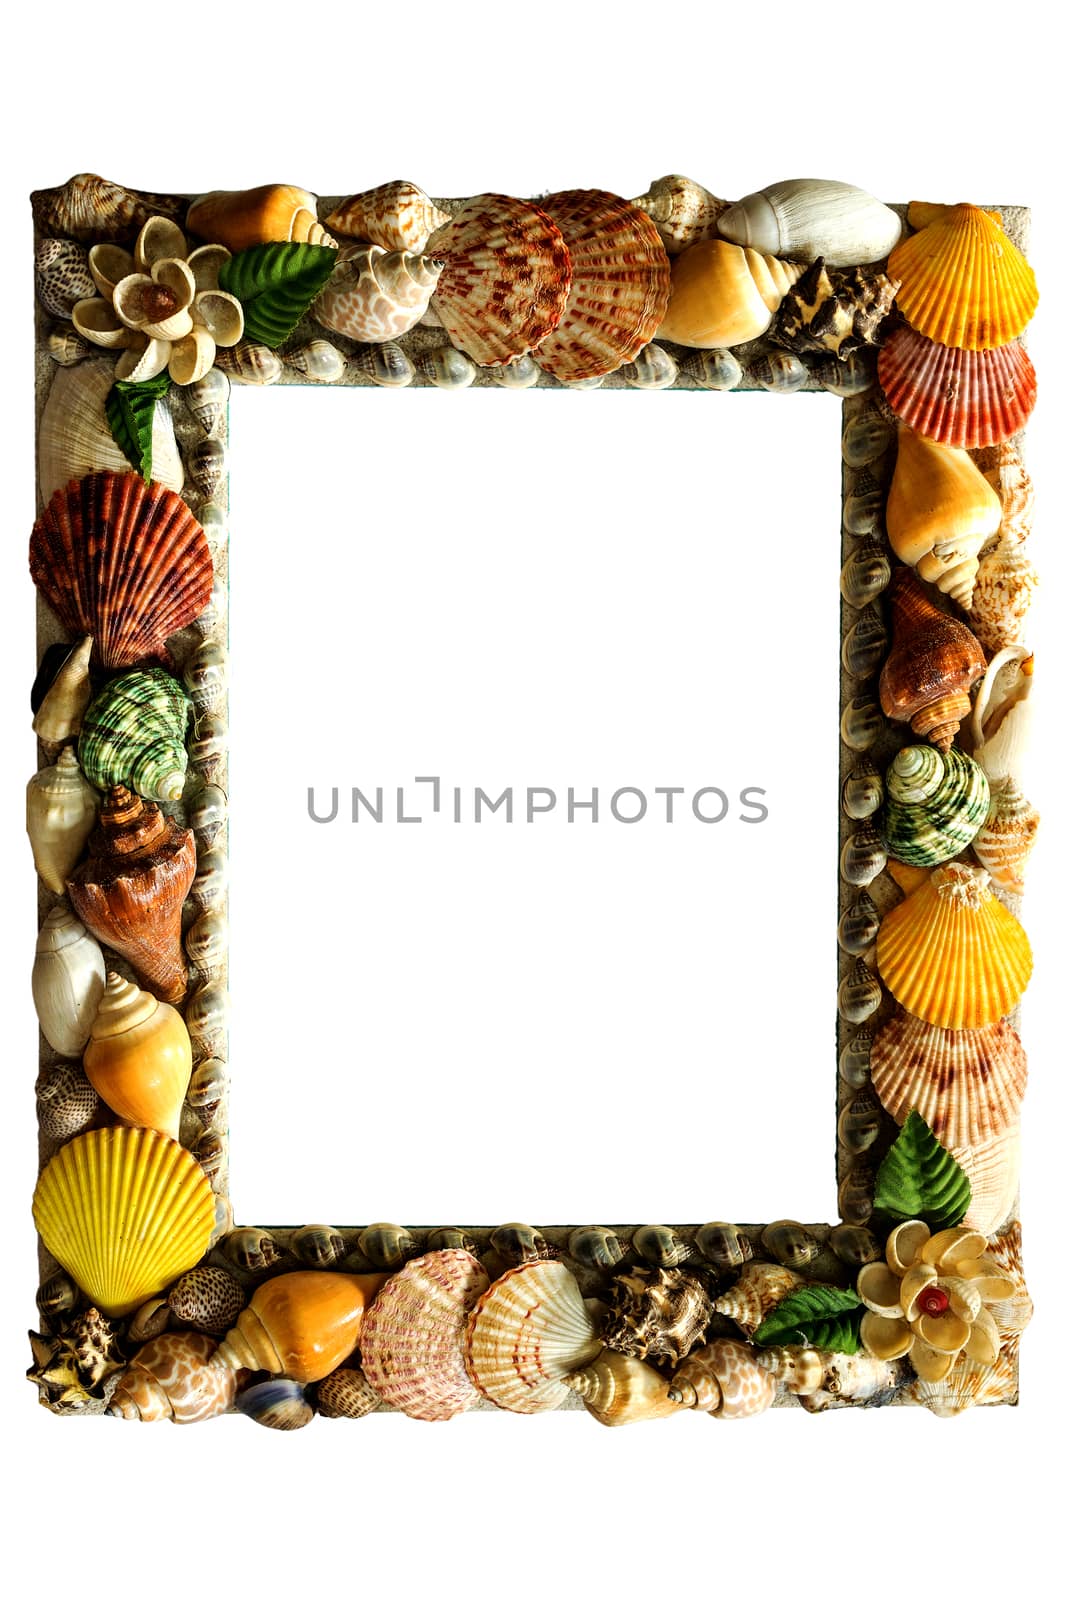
[72,217,244,385]
[857,1221,1015,1383]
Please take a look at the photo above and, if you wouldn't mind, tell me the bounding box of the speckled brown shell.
[600,1267,713,1363]
[359,1249,489,1421]
[109,1331,235,1423]
[427,194,573,367]
[870,1010,1027,1148]
[325,181,450,253]
[533,190,671,382]
[168,1266,247,1335]
[30,472,213,672]
[35,1061,100,1142]
[315,1366,381,1419]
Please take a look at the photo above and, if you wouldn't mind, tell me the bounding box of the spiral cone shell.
[110,1331,235,1422]
[972,778,1040,892]
[83,972,192,1142]
[214,1271,390,1384]
[313,244,441,343]
[970,533,1039,656]
[878,327,1037,449]
[32,1127,216,1317]
[888,204,1038,350]
[711,1262,801,1337]
[718,179,902,267]
[657,240,805,349]
[870,1011,1027,1148]
[752,1345,825,1395]
[186,185,335,251]
[630,174,728,255]
[359,1250,489,1421]
[875,862,1032,1030]
[27,747,100,894]
[562,1350,681,1426]
[672,1340,776,1419]
[886,428,1003,611]
[463,1260,601,1413]
[325,181,450,253]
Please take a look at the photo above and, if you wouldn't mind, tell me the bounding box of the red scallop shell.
[30,471,213,670]
[534,190,672,382]
[878,326,1036,449]
[427,194,573,367]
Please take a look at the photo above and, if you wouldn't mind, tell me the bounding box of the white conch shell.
[38,359,183,507]
[33,638,93,744]
[970,530,1038,654]
[312,245,442,343]
[31,904,106,1058]
[718,179,902,266]
[630,174,728,255]
[971,645,1035,785]
[26,746,100,894]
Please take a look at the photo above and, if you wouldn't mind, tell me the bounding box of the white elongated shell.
[359,1249,489,1421]
[26,747,100,893]
[718,179,902,266]
[958,1126,1022,1235]
[33,638,94,744]
[464,1260,601,1413]
[31,904,106,1057]
[313,244,442,343]
[38,359,183,507]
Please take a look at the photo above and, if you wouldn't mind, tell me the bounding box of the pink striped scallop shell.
[359,1249,489,1421]
[878,325,1036,449]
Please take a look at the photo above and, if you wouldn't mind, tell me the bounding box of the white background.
[2,6,1065,1596]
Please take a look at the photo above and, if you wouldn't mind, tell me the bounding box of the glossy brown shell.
[879,570,986,749]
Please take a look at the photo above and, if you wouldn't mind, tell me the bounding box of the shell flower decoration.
[73,217,243,385]
[857,1221,1015,1384]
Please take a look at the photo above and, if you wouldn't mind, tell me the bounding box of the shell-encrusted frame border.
[27,178,1036,1423]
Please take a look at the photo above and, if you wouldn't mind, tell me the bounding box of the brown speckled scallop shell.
[870,1010,1027,1149]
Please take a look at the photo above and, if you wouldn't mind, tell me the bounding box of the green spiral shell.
[882,745,990,867]
[78,668,191,802]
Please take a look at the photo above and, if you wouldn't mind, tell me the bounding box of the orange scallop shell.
[875,861,1032,1030]
[427,194,573,367]
[878,326,1037,449]
[30,471,213,671]
[870,1010,1027,1147]
[533,190,671,382]
[888,204,1038,351]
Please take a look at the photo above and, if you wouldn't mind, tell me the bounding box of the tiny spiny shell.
[841,760,883,821]
[315,1366,381,1419]
[568,1226,625,1270]
[842,607,889,679]
[358,1223,417,1269]
[829,1224,881,1266]
[491,355,540,389]
[419,345,478,389]
[223,1227,280,1275]
[621,344,678,389]
[838,958,881,1023]
[838,892,881,954]
[350,342,415,388]
[841,696,884,752]
[813,348,878,396]
[237,1378,314,1430]
[839,1027,873,1088]
[600,1268,712,1362]
[761,1220,820,1270]
[284,339,346,384]
[632,1225,689,1267]
[290,1225,349,1268]
[36,1061,100,1142]
[840,546,892,608]
[681,349,743,390]
[840,822,888,887]
[747,351,807,393]
[696,1222,753,1271]
[838,1086,884,1153]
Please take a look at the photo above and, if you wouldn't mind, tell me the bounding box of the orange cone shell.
[213,1271,390,1384]
[83,972,192,1142]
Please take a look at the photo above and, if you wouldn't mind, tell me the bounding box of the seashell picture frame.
[25,173,1039,1425]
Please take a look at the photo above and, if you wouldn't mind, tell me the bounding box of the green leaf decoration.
[218,243,339,347]
[874,1109,971,1228]
[753,1285,865,1354]
[105,373,173,480]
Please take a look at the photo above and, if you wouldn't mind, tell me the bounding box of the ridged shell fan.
[876,861,1032,1030]
[882,745,990,866]
[464,1260,601,1413]
[870,1011,1027,1149]
[888,204,1038,350]
[30,472,213,671]
[79,670,191,802]
[32,1127,216,1318]
[878,327,1037,450]
[359,1249,490,1421]
[38,360,184,507]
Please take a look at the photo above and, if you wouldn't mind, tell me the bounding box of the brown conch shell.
[711,1262,801,1337]
[186,184,335,250]
[325,181,450,252]
[630,174,728,255]
[110,1332,236,1422]
[972,778,1040,893]
[870,1010,1027,1148]
[533,190,671,382]
[359,1249,489,1421]
[32,174,183,242]
[463,1260,601,1413]
[30,472,213,672]
[213,1271,389,1384]
[669,1340,777,1419]
[427,194,574,367]
[66,785,197,1004]
[879,569,986,751]
[752,1345,825,1395]
[563,1350,682,1426]
[600,1267,713,1363]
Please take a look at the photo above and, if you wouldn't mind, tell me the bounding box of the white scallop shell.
[38,359,183,507]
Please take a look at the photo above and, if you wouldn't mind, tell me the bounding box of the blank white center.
[227,384,841,1224]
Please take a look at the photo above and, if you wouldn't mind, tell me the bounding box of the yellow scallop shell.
[888,204,1038,351]
[875,862,1032,1031]
[32,1126,216,1317]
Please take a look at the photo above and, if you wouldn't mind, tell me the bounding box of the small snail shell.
[695,1222,753,1271]
[838,958,882,1023]
[33,637,93,744]
[568,1226,624,1270]
[223,1227,280,1275]
[489,1222,550,1265]
[237,1378,314,1430]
